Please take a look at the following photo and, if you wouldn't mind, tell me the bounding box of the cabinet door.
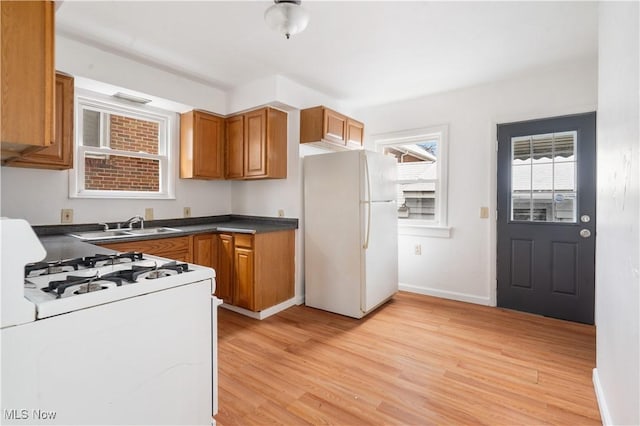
[346,118,364,148]
[323,109,347,145]
[1,0,55,157]
[244,108,268,178]
[233,246,255,310]
[216,234,234,303]
[192,234,215,267]
[7,72,74,169]
[194,112,224,178]
[225,115,244,179]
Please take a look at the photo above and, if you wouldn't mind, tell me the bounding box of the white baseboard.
[220,296,302,320]
[398,283,491,306]
[593,368,614,426]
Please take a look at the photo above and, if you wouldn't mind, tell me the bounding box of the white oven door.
[1,279,216,425]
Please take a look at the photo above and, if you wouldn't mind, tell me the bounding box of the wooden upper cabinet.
[300,106,364,150]
[225,115,244,179]
[346,118,364,148]
[1,0,55,160]
[244,109,268,178]
[180,110,225,179]
[323,109,347,144]
[6,72,74,170]
[225,106,287,180]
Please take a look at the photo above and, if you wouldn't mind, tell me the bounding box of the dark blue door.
[497,112,596,324]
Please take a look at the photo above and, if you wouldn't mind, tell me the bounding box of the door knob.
[580,229,591,238]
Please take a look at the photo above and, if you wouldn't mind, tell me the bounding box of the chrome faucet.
[119,215,145,230]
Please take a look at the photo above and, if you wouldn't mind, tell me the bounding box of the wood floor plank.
[215,292,600,425]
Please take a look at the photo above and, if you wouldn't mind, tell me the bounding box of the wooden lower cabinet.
[216,230,294,312]
[215,234,234,303]
[100,230,294,312]
[99,236,192,263]
[233,244,255,310]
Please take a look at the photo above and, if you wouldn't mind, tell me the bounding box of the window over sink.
[70,89,176,199]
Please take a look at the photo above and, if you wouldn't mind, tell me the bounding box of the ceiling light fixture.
[264,0,310,40]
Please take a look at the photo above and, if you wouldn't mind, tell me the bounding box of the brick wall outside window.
[85,115,160,192]
[109,115,159,154]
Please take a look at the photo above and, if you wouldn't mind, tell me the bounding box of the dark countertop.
[39,235,117,262]
[34,215,298,259]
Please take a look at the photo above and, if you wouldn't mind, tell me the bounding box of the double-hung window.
[375,124,449,236]
[70,90,175,199]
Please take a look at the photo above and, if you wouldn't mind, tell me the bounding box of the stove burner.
[25,258,84,277]
[145,270,174,280]
[113,261,191,281]
[43,274,125,298]
[74,283,108,295]
[83,252,144,268]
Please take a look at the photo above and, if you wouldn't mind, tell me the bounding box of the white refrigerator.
[304,149,398,318]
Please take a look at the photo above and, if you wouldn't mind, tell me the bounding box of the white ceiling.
[56,1,598,109]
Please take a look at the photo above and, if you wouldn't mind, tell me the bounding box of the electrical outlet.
[278,209,285,218]
[414,244,422,255]
[144,208,154,221]
[480,206,489,219]
[61,209,73,224]
[183,207,192,218]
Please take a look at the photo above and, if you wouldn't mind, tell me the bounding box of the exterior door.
[497,112,596,324]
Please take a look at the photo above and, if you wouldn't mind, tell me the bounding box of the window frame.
[374,124,450,237]
[70,89,176,200]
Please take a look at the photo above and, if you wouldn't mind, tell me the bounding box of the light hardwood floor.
[216,292,600,425]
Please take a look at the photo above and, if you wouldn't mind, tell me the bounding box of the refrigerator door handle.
[363,153,372,249]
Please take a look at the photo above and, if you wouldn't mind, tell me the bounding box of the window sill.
[398,224,451,238]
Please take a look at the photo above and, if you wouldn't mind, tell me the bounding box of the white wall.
[0,35,232,225]
[355,56,598,305]
[56,35,227,113]
[593,2,640,425]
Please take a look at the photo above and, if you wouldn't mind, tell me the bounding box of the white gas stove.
[24,251,213,319]
[1,218,220,425]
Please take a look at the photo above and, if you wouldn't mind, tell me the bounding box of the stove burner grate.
[36,258,192,298]
[25,258,84,277]
[83,252,144,268]
[43,274,125,298]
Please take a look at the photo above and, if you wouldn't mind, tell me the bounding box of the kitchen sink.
[69,227,181,241]
[69,230,134,240]
[126,227,181,235]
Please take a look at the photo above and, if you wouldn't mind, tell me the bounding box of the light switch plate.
[183,207,192,218]
[144,208,154,221]
[480,207,489,219]
[278,209,285,218]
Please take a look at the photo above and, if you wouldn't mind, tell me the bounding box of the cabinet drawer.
[234,234,254,248]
